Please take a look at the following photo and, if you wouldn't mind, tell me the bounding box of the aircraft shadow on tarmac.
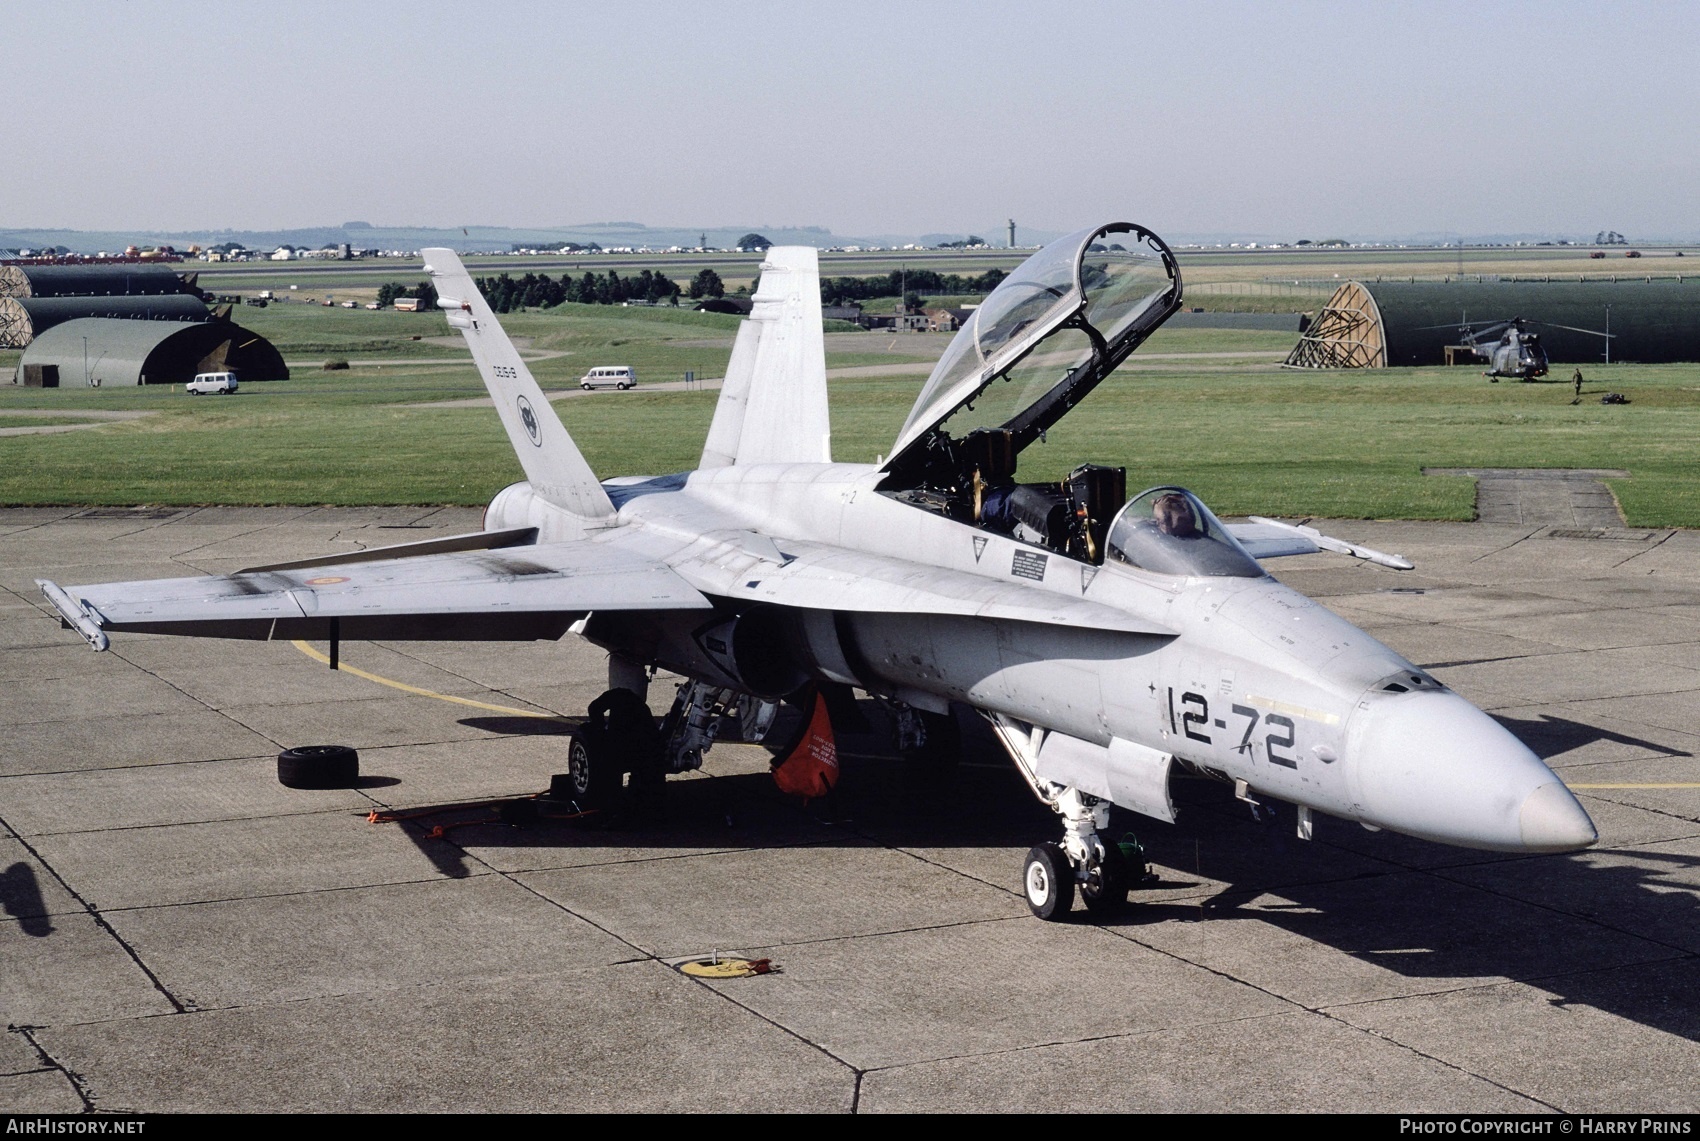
[1490,712,1692,760]
[362,702,1700,1046]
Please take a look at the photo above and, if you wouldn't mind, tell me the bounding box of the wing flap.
[41,540,712,646]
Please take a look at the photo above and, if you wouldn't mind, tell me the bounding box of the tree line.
[819,267,1006,306]
[473,269,684,312]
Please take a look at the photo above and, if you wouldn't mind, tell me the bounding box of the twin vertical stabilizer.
[700,247,832,468]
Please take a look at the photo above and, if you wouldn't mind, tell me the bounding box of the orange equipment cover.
[771,690,839,799]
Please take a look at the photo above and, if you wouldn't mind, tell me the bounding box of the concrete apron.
[1425,467,1631,528]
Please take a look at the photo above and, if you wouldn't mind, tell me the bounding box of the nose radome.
[1520,781,1598,852]
[1348,688,1595,852]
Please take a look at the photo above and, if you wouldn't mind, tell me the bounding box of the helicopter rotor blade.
[1528,319,1615,339]
[1416,317,1512,340]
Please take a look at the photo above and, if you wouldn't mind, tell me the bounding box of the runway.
[2,506,1697,1112]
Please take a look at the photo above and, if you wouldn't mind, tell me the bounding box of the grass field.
[5,266,1697,525]
[0,415,90,429]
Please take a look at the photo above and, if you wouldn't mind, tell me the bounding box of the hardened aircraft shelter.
[14,317,288,387]
[1285,277,1700,369]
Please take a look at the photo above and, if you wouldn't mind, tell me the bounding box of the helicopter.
[1425,315,1614,382]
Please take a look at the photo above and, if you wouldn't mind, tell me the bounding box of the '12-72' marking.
[1170,688,1299,768]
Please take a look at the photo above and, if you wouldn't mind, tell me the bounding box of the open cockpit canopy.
[884,223,1180,474]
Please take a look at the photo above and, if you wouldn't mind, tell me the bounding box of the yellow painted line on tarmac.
[1566,783,1700,789]
[290,640,565,720]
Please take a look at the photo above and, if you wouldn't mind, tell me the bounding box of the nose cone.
[1348,689,1596,852]
[1520,780,1599,852]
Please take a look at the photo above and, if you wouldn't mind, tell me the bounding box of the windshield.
[889,223,1179,466]
[1105,487,1265,578]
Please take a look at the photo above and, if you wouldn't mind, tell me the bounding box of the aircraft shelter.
[14,316,289,387]
[0,263,193,298]
[1284,276,1700,368]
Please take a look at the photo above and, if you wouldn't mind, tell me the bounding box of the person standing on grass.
[1573,368,1584,400]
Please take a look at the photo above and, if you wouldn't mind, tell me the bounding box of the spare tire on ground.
[278,745,360,789]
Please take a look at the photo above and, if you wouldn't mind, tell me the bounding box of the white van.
[579,366,637,391]
[186,371,239,395]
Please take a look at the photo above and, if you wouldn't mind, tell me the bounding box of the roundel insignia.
[516,395,542,447]
[304,576,350,585]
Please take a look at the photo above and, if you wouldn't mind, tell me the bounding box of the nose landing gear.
[1023,842,1073,919]
[1018,795,1140,921]
[988,714,1151,921]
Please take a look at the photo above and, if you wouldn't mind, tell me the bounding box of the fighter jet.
[37,222,1597,921]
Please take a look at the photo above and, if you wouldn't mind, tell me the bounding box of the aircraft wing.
[37,538,712,650]
[672,539,1176,637]
[1229,518,1414,570]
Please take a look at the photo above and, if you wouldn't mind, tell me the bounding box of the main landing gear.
[990,715,1151,922]
[560,687,663,811]
[555,673,785,813]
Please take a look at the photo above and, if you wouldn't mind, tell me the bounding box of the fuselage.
[487,462,1596,855]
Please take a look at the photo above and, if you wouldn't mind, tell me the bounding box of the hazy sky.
[9,1,1697,239]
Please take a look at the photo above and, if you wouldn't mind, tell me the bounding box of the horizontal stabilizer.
[239,527,538,573]
[39,540,710,647]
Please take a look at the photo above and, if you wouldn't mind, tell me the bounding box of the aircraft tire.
[1023,842,1074,921]
[1080,844,1129,915]
[277,745,359,789]
[565,725,623,810]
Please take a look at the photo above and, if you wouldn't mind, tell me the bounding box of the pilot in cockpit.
[1151,492,1201,539]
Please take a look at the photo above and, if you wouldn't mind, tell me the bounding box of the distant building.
[923,308,960,332]
[13,316,287,386]
[0,294,211,348]
[0,264,192,300]
[270,247,293,261]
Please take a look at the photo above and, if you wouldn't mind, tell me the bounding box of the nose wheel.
[1079,843,1129,914]
[1022,843,1074,919]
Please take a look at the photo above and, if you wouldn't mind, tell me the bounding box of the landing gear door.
[1106,737,1176,824]
[1033,731,1177,824]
